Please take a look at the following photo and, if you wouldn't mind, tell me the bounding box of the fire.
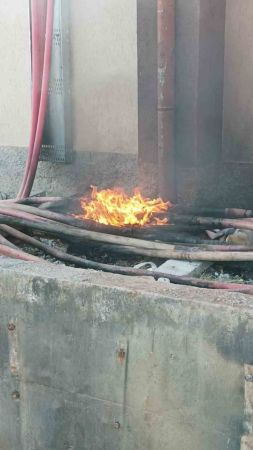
[77,186,171,227]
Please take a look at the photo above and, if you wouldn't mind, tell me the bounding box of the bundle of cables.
[17,0,54,200]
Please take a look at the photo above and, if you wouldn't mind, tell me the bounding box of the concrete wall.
[0,0,138,154]
[0,258,253,449]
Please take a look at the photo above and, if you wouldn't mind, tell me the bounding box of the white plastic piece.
[134,259,210,284]
[156,259,210,279]
[134,262,157,270]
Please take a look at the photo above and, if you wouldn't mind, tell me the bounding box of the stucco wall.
[0,0,138,154]
[71,0,138,154]
[0,1,31,147]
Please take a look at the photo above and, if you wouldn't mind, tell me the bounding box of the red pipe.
[0,207,52,223]
[0,244,43,262]
[17,1,47,199]
[17,0,54,199]
[22,0,54,198]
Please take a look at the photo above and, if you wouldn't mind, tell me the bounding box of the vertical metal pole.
[40,0,72,163]
[137,0,159,196]
[157,0,176,200]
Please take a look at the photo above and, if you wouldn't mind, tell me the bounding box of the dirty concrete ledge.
[0,256,252,310]
[0,257,253,450]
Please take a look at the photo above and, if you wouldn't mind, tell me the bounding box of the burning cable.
[77,186,172,227]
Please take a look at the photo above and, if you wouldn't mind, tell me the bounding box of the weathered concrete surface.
[0,258,253,449]
[0,147,138,197]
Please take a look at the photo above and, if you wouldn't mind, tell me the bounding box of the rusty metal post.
[137,0,159,197]
[157,0,176,200]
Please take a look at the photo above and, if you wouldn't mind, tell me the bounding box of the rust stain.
[11,390,20,401]
[8,320,19,376]
[117,347,126,365]
[113,420,121,430]
[8,323,15,332]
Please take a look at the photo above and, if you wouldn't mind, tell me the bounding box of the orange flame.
[77,186,171,227]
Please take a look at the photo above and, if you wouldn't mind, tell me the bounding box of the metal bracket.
[40,0,72,163]
[8,320,19,376]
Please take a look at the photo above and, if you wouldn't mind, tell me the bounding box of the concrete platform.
[0,257,252,449]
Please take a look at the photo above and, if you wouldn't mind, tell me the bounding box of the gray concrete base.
[0,258,252,449]
[0,147,138,197]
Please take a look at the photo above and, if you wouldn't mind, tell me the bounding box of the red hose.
[17,0,54,199]
[17,1,46,199]
[0,244,42,262]
[0,207,51,222]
